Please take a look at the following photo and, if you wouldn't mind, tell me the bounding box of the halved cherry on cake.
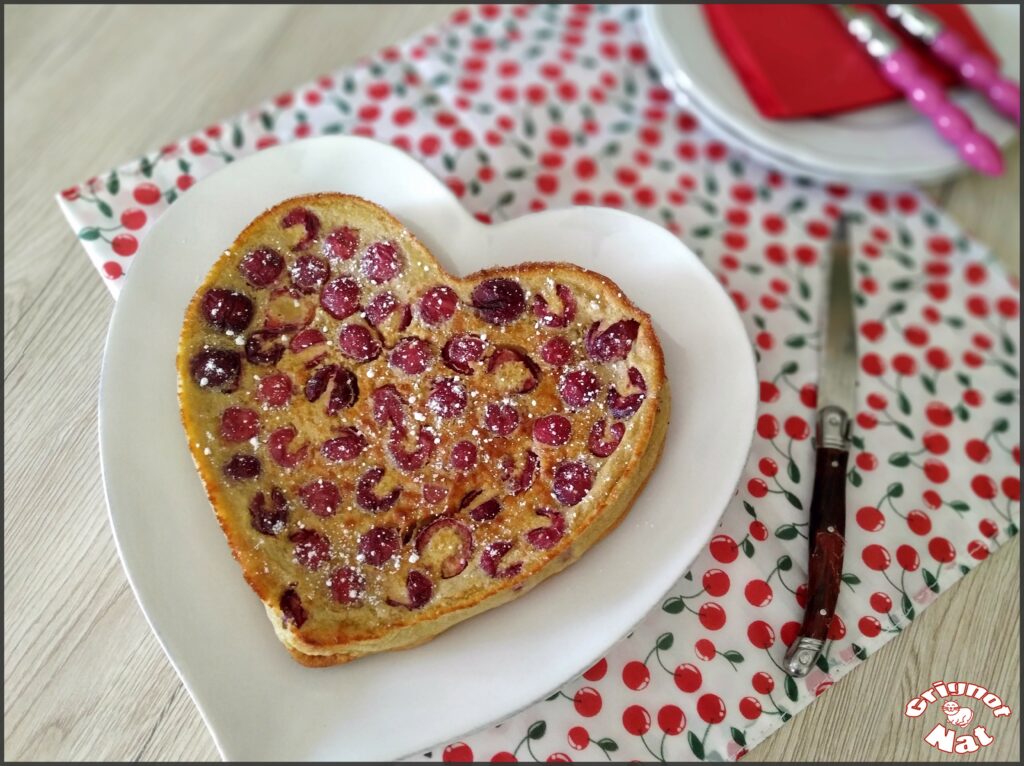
[281,206,320,251]
[415,518,474,578]
[532,283,577,328]
[585,319,639,362]
[481,541,522,579]
[249,487,289,536]
[525,509,566,550]
[321,426,367,463]
[486,346,540,394]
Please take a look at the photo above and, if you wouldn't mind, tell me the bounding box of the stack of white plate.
[642,4,1020,186]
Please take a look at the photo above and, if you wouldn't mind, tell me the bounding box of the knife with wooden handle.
[783,217,855,678]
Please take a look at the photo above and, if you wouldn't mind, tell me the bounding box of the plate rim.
[642,4,1020,185]
[98,134,758,761]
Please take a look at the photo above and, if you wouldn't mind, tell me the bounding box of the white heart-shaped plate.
[100,136,757,761]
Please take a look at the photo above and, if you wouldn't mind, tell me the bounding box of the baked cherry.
[245,330,284,365]
[501,450,538,496]
[220,406,259,442]
[469,497,502,522]
[471,278,526,325]
[442,333,487,373]
[281,206,321,251]
[320,276,360,319]
[338,324,382,362]
[534,415,572,446]
[299,478,341,517]
[558,369,600,408]
[328,566,366,604]
[365,291,401,326]
[481,540,522,579]
[415,518,474,578]
[371,385,407,434]
[418,285,459,325]
[189,347,242,392]
[358,525,399,565]
[289,328,326,352]
[589,420,625,457]
[290,528,331,570]
[268,426,308,468]
[304,363,338,402]
[361,241,403,283]
[201,288,254,333]
[532,284,576,327]
[256,373,292,408]
[239,247,284,287]
[327,368,359,414]
[279,588,307,627]
[552,460,594,506]
[390,337,434,374]
[321,426,367,462]
[486,346,540,393]
[525,508,565,549]
[450,440,478,470]
[249,487,288,535]
[608,367,647,419]
[356,467,401,512]
[540,336,573,366]
[428,378,468,419]
[387,570,434,609]
[223,454,261,480]
[585,319,639,361]
[389,427,436,471]
[290,254,330,293]
[484,402,520,435]
[323,226,359,261]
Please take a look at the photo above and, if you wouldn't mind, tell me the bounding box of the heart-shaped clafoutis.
[178,193,669,666]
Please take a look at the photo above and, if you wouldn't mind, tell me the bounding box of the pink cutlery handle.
[881,49,1004,176]
[932,29,1020,125]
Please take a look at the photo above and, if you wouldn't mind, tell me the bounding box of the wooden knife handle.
[784,405,849,677]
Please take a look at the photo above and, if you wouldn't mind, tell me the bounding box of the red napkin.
[703,4,1000,119]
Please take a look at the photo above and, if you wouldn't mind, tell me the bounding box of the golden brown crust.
[178,193,669,665]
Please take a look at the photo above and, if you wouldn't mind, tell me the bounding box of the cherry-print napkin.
[55,5,1019,762]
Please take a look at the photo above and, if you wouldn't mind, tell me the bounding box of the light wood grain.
[3,5,1018,762]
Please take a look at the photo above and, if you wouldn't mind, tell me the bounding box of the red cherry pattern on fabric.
[61,4,1018,763]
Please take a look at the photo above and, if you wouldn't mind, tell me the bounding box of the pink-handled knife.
[887,4,1020,125]
[835,4,1004,176]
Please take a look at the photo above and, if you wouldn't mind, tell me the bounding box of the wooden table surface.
[4,5,1019,762]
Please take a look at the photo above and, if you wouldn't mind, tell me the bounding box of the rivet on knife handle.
[784,405,850,678]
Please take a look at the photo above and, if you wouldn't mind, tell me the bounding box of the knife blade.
[783,216,855,678]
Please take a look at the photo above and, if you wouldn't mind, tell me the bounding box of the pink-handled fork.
[836,5,1004,176]
[887,4,1019,125]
